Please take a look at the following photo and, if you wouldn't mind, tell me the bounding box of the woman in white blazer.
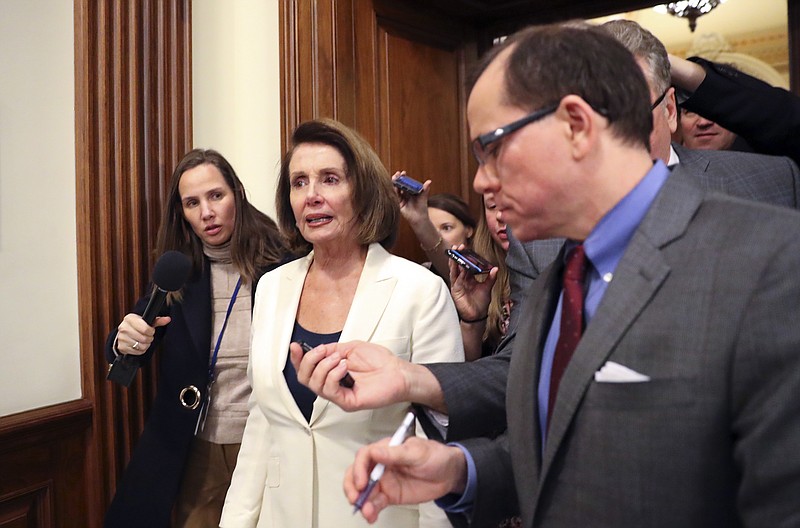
[220,119,463,528]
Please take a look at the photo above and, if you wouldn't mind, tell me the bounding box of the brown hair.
[471,196,510,353]
[468,22,652,152]
[155,148,286,287]
[276,118,399,253]
[428,193,477,245]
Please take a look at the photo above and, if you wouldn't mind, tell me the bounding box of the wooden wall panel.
[281,0,359,144]
[0,487,49,528]
[0,400,92,528]
[281,0,477,261]
[376,30,470,262]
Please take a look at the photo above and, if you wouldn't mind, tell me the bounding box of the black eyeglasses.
[650,87,669,111]
[471,104,559,165]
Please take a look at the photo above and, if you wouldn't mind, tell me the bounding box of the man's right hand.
[290,341,447,413]
[344,436,468,524]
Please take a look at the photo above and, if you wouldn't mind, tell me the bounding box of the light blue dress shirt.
[537,160,671,443]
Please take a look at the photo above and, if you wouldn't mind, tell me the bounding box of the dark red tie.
[547,244,588,428]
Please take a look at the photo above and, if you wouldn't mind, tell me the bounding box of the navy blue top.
[284,321,342,422]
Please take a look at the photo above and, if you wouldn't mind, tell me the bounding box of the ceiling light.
[659,0,726,32]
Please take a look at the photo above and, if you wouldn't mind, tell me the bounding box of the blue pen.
[353,411,416,513]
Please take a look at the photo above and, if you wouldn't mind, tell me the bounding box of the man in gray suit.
[341,23,800,527]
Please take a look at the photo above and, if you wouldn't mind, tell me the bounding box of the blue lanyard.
[208,276,243,384]
[196,276,243,435]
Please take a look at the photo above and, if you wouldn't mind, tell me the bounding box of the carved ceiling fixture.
[659,0,726,32]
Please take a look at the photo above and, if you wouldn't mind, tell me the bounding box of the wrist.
[421,236,444,253]
[403,362,447,413]
[447,446,468,495]
[459,313,488,324]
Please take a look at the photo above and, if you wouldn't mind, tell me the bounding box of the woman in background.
[428,193,477,251]
[448,194,519,527]
[450,193,511,360]
[103,149,288,528]
[220,119,462,528]
[396,175,509,361]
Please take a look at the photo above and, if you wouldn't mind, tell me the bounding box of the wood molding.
[373,0,468,51]
[0,400,92,528]
[0,486,50,528]
[0,399,92,448]
[73,0,192,525]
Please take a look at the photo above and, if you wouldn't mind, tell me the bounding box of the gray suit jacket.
[427,145,800,444]
[463,166,800,527]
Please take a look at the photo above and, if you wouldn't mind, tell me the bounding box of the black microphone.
[108,250,191,387]
[141,250,192,325]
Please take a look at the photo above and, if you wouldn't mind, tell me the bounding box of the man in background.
[680,107,741,151]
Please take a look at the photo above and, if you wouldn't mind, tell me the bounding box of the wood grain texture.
[281,0,477,262]
[0,400,92,528]
[73,0,193,525]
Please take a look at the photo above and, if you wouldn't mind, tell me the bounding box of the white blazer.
[221,243,464,528]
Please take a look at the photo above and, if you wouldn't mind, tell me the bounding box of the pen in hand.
[353,411,416,513]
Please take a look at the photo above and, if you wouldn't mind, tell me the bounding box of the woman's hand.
[392,171,432,227]
[449,245,497,322]
[449,247,498,361]
[392,170,453,280]
[115,313,171,356]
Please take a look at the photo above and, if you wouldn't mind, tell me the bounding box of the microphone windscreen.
[151,250,192,291]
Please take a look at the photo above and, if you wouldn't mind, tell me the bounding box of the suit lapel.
[338,244,396,342]
[532,166,705,511]
[179,259,212,365]
[538,236,670,485]
[308,244,397,424]
[507,251,563,522]
[270,253,314,425]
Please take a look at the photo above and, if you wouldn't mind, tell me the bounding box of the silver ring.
[132,341,140,350]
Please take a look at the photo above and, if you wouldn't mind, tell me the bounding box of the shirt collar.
[566,160,671,281]
[668,144,679,167]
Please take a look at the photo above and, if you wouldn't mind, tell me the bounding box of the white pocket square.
[594,361,651,383]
